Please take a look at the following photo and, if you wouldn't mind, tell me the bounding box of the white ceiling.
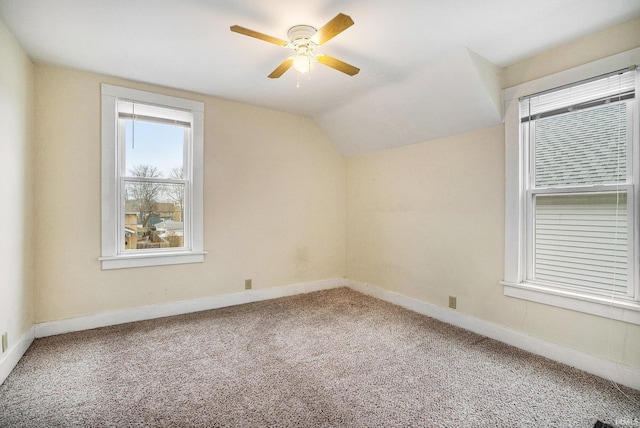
[2,0,639,156]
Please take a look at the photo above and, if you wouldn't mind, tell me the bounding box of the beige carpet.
[1,287,638,427]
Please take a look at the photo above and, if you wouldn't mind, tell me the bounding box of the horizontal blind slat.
[533,193,628,292]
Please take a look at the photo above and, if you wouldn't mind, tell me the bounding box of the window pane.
[533,193,627,293]
[534,103,627,187]
[124,120,184,179]
[124,181,185,250]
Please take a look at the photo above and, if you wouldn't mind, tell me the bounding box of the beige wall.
[346,18,640,369]
[504,17,640,88]
[346,126,511,322]
[32,66,346,322]
[0,21,34,354]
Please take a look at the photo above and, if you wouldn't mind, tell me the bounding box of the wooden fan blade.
[268,58,293,78]
[317,55,360,76]
[230,25,288,46]
[311,13,354,45]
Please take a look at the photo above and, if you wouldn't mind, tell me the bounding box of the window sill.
[99,251,207,270]
[501,281,640,325]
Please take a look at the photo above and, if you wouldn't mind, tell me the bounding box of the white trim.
[503,49,640,319]
[100,84,205,270]
[346,280,640,391]
[99,251,206,270]
[0,326,34,386]
[502,281,640,325]
[503,48,640,103]
[101,84,204,112]
[35,278,346,338]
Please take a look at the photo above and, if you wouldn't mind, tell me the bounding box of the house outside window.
[100,84,205,269]
[502,56,640,325]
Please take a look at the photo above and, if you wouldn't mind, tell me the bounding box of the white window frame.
[100,84,206,269]
[501,48,640,325]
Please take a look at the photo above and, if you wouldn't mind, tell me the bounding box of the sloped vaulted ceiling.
[317,48,504,156]
[1,0,639,156]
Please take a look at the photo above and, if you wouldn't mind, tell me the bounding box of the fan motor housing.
[287,25,316,43]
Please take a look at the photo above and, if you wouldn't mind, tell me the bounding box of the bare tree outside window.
[167,166,185,221]
[124,163,185,250]
[127,164,163,228]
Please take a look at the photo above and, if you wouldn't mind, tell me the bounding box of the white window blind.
[522,67,636,297]
[534,193,628,294]
[117,100,193,128]
[521,67,636,119]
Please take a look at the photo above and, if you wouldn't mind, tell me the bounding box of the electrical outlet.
[245,279,252,290]
[2,332,7,353]
[449,296,457,309]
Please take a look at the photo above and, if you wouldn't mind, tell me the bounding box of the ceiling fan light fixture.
[293,53,312,73]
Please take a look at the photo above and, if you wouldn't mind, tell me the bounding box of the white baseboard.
[35,278,346,338]
[0,326,34,386]
[346,280,640,391]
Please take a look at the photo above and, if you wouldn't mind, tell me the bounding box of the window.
[100,84,205,269]
[502,59,640,325]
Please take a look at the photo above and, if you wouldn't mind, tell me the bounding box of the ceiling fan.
[230,13,360,78]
